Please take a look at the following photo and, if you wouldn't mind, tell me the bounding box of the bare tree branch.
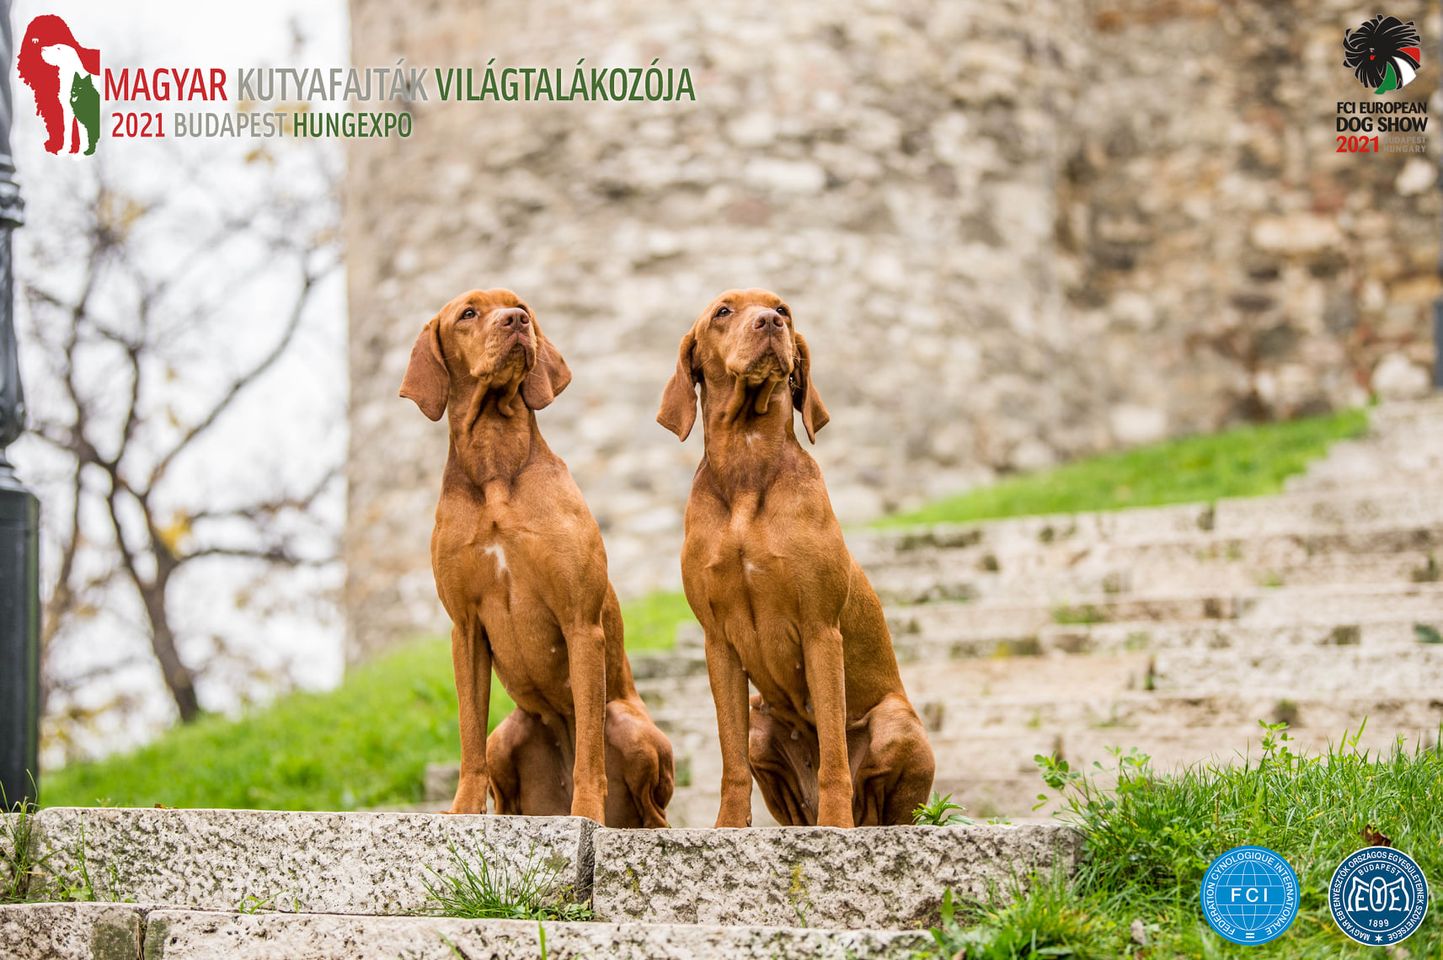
[148,264,321,488]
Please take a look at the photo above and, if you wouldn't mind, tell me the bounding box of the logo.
[1344,15,1422,95]
[1329,846,1429,945]
[16,15,101,156]
[1200,846,1300,945]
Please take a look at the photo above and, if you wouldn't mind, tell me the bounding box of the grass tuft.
[877,408,1367,528]
[925,721,1443,958]
[422,841,591,922]
[0,793,102,905]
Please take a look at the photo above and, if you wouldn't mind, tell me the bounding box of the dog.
[401,288,673,826]
[656,288,934,827]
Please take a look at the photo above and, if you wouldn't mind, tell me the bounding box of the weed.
[423,841,591,922]
[0,802,104,905]
[1052,604,1105,626]
[912,792,975,827]
[1270,698,1299,727]
[0,792,37,903]
[237,893,274,914]
[1415,623,1442,645]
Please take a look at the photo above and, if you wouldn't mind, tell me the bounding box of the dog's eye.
[714,306,731,318]
[459,307,477,320]
[776,305,790,318]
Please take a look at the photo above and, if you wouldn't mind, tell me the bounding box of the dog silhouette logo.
[1343,15,1422,95]
[17,14,101,156]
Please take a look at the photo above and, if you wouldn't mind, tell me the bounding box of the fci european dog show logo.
[1344,14,1423,94]
[16,14,100,156]
[1335,14,1429,156]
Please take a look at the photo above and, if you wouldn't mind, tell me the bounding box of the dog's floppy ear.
[657,328,699,441]
[521,324,572,411]
[399,313,449,421]
[791,332,829,443]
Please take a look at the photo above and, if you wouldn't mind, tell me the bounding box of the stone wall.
[343,0,1440,661]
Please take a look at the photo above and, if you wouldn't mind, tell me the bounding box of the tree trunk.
[139,581,200,723]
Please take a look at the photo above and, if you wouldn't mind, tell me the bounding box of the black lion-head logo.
[1344,15,1422,94]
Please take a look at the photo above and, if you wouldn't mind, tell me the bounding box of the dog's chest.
[432,508,522,608]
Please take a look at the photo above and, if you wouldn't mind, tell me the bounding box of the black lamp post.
[0,0,39,809]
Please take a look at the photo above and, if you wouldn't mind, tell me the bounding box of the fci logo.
[16,14,101,156]
[1200,846,1301,946]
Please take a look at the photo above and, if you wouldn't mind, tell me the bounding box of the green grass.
[40,591,699,811]
[423,840,592,921]
[923,723,1443,958]
[877,408,1368,528]
[41,639,508,810]
[620,589,695,652]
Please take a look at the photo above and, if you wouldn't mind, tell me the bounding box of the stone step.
[926,692,1443,740]
[851,485,1443,571]
[666,708,1443,824]
[1288,400,1443,491]
[869,535,1441,606]
[1152,643,1443,693]
[0,904,931,960]
[636,635,1443,718]
[591,823,1079,929]
[652,682,1442,820]
[632,616,1443,691]
[1292,448,1443,491]
[1015,617,1439,657]
[886,582,1443,642]
[22,808,594,915]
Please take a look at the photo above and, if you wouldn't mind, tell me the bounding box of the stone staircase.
[1,807,1076,958]
[7,402,1440,957]
[449,398,1442,828]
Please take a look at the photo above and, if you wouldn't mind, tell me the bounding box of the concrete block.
[0,903,143,960]
[591,823,1081,928]
[30,808,593,916]
[144,910,930,960]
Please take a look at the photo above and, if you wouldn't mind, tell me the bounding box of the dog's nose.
[496,308,530,329]
[753,309,785,331]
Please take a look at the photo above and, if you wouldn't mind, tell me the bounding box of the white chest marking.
[484,543,508,574]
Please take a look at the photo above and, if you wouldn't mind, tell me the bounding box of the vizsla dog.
[402,288,673,826]
[657,289,935,828]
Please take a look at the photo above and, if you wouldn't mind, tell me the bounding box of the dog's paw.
[448,779,490,815]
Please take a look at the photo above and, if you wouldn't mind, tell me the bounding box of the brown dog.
[402,288,673,826]
[657,289,935,827]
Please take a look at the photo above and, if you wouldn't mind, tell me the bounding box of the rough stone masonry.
[344,0,1441,661]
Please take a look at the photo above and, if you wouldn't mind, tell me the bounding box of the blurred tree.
[19,148,342,733]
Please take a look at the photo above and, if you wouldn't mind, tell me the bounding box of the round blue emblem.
[1200,845,1301,945]
[1329,846,1430,946]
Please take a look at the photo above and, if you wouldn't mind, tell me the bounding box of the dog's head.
[657,288,828,443]
[399,288,571,422]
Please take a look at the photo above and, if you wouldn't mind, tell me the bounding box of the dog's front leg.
[705,631,753,826]
[564,622,608,822]
[803,626,854,827]
[450,621,492,814]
